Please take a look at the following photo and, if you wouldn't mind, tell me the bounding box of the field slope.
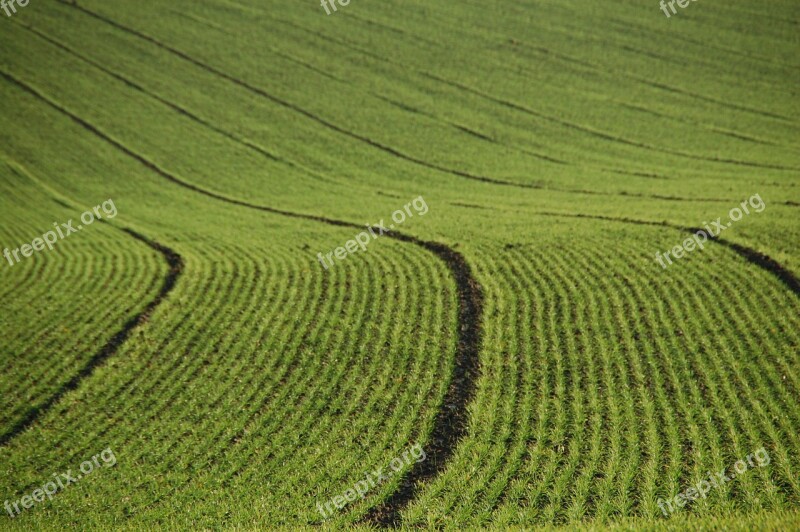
[0,0,798,529]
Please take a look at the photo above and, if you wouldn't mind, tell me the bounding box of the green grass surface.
[0,0,798,529]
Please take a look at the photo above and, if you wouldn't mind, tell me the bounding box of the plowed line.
[1,67,484,528]
[536,211,800,298]
[8,19,345,188]
[49,1,773,205]
[51,1,512,186]
[0,218,183,447]
[421,72,799,172]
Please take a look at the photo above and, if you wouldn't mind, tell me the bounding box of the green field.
[1,0,799,529]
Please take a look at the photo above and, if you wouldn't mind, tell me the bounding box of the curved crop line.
[349,0,800,123]
[167,5,348,84]
[255,6,800,158]
[50,0,786,207]
[420,72,800,173]
[371,92,571,166]
[7,19,341,189]
[463,0,800,124]
[536,211,800,298]
[0,68,484,527]
[349,9,798,153]
[615,101,782,149]
[50,1,509,184]
[0,213,183,447]
[466,209,800,512]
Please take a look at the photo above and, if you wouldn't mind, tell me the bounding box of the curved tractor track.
[47,0,800,209]
[0,69,484,526]
[0,219,183,447]
[6,56,798,525]
[5,59,797,526]
[537,211,800,298]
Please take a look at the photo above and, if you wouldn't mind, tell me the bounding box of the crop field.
[1,0,799,529]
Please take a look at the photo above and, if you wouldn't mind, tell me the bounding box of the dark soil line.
[537,211,800,297]
[53,0,513,188]
[20,17,359,191]
[54,1,769,205]
[15,25,256,172]
[696,234,800,297]
[422,72,800,172]
[3,68,484,528]
[0,225,183,447]
[359,236,483,528]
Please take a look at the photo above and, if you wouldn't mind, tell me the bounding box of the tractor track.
[0,67,484,528]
